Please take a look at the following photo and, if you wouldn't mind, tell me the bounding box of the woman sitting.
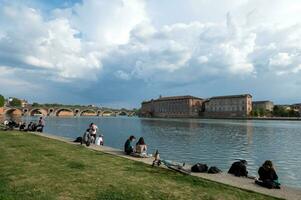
[255,160,280,189]
[135,137,147,155]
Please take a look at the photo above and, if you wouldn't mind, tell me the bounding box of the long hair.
[136,137,145,145]
[262,160,274,170]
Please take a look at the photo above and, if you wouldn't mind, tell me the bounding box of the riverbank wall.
[29,131,301,200]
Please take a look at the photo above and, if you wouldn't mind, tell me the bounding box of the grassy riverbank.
[0,131,281,200]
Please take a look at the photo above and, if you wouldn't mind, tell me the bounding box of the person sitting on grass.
[19,122,26,131]
[124,135,136,155]
[27,122,33,131]
[255,160,281,189]
[135,137,147,155]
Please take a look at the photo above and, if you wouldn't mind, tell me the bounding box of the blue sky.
[0,0,301,108]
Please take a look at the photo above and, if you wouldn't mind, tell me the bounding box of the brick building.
[203,94,252,118]
[141,95,203,118]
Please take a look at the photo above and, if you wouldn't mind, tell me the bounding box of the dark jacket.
[228,161,248,177]
[124,139,133,154]
[258,167,278,181]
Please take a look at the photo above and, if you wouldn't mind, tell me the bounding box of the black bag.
[73,137,82,143]
[208,166,222,174]
[191,163,208,173]
[228,160,248,177]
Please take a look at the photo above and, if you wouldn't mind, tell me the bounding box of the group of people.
[3,117,45,132]
[123,136,281,189]
[124,135,148,156]
[228,159,280,189]
[81,123,104,146]
[20,117,45,132]
[79,127,281,190]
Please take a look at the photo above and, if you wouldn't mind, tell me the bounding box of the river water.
[20,116,301,188]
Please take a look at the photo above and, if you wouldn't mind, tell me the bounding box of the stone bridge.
[2,106,136,117]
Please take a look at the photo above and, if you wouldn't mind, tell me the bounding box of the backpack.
[191,163,208,173]
[228,161,248,177]
[208,166,222,174]
[73,137,82,143]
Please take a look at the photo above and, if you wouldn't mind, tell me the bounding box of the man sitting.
[124,135,136,155]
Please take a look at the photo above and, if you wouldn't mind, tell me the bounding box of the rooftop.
[210,94,252,100]
[142,95,203,104]
[253,101,273,104]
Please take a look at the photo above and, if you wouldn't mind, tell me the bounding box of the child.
[96,134,104,146]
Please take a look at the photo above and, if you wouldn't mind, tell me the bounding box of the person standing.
[89,123,98,143]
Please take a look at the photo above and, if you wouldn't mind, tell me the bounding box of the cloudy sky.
[0,0,300,108]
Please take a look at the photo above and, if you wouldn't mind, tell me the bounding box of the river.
[18,116,301,188]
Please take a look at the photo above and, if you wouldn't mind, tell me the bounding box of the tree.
[32,102,40,107]
[250,109,259,117]
[258,108,266,117]
[10,98,22,107]
[0,94,5,107]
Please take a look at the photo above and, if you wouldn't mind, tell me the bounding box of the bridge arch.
[80,109,97,116]
[22,108,29,115]
[101,110,115,116]
[5,108,23,116]
[48,108,55,116]
[29,108,48,116]
[97,110,102,116]
[55,108,74,117]
[117,111,128,116]
[72,109,80,116]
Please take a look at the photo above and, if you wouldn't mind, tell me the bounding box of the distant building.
[253,101,274,112]
[141,95,203,118]
[203,94,252,118]
[292,103,301,115]
[20,99,28,107]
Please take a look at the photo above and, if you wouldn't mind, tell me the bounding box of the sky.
[0,0,300,108]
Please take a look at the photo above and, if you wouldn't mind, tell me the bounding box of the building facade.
[203,94,252,118]
[141,95,203,118]
[252,101,274,112]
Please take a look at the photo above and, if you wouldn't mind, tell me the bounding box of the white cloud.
[269,52,301,75]
[54,0,147,46]
[0,0,301,105]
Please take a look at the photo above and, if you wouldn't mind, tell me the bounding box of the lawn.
[0,131,281,200]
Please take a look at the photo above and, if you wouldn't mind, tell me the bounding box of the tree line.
[251,106,300,117]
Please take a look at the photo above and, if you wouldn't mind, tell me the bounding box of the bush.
[10,98,22,107]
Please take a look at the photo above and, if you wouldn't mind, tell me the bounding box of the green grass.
[0,131,281,200]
